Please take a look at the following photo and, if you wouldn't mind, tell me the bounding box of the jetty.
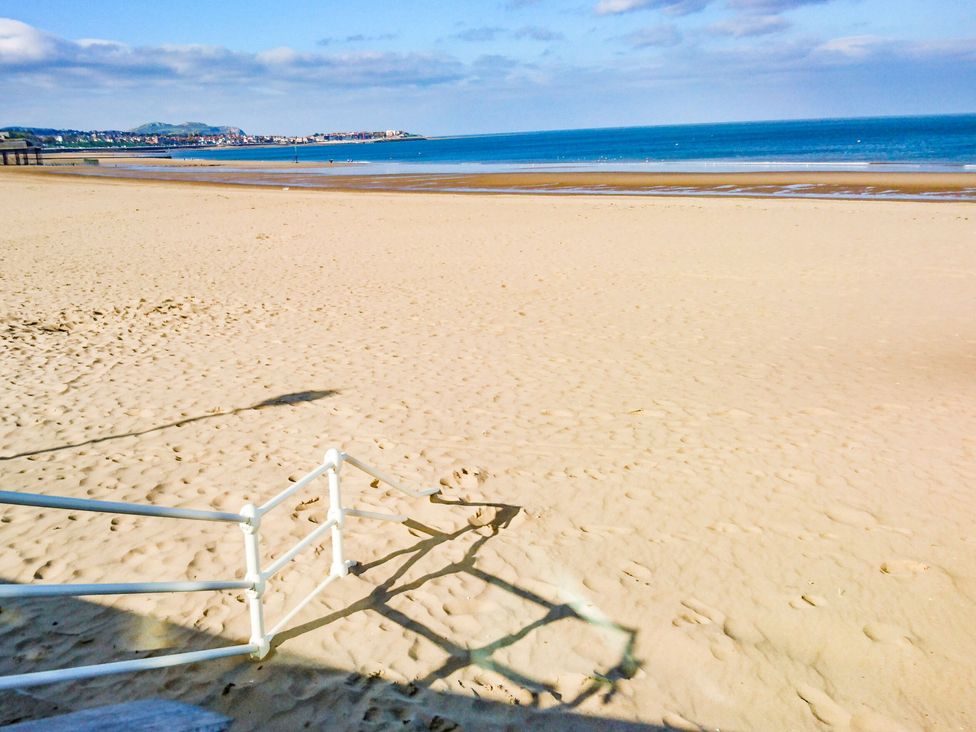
[0,138,43,166]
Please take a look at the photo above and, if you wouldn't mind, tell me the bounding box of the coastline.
[15,161,976,202]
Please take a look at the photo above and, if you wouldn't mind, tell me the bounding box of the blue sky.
[1,0,973,135]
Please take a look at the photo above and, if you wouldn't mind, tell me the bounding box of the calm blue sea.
[173,114,976,173]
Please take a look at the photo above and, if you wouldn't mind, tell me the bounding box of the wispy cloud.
[594,0,709,16]
[640,33,976,78]
[514,25,564,41]
[596,0,833,16]
[316,33,397,46]
[807,33,976,65]
[729,0,831,11]
[450,24,563,43]
[620,24,683,47]
[453,26,507,42]
[709,14,790,37]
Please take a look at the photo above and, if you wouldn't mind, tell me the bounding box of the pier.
[0,139,43,165]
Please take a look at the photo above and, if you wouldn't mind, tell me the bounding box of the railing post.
[325,448,351,578]
[239,504,269,659]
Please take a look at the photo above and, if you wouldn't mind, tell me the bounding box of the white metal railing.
[0,447,438,690]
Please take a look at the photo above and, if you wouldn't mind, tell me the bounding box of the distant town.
[0,121,423,151]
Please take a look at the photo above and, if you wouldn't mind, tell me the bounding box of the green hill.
[129,122,244,136]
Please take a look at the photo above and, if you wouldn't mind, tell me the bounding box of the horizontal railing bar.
[346,507,407,523]
[257,460,334,517]
[340,454,440,499]
[0,490,246,524]
[262,518,337,580]
[268,574,339,639]
[0,643,259,691]
[0,580,253,600]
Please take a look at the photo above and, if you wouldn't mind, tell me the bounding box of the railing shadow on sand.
[275,495,640,711]
[0,390,338,462]
[0,494,677,731]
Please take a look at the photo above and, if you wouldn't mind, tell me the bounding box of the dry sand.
[1,173,974,730]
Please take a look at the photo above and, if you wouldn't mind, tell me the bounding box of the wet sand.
[25,161,976,201]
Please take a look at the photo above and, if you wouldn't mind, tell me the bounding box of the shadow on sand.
[0,390,338,462]
[0,495,674,730]
[276,495,640,710]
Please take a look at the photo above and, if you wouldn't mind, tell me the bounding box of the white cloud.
[905,37,976,61]
[729,0,830,11]
[75,38,128,50]
[514,25,565,41]
[595,0,708,17]
[809,35,976,64]
[622,24,683,47]
[0,17,62,63]
[710,14,790,37]
[255,47,301,65]
[595,0,832,12]
[0,18,465,89]
[815,35,887,58]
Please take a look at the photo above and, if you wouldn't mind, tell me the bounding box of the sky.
[1,0,974,135]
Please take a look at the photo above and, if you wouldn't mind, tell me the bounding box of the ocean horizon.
[172,113,976,173]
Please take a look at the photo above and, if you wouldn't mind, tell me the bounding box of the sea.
[172,114,976,174]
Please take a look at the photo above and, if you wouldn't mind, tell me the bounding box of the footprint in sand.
[670,600,741,661]
[825,504,878,528]
[661,711,701,731]
[825,505,912,536]
[863,622,914,647]
[622,561,654,586]
[722,616,764,646]
[789,594,828,609]
[797,685,851,727]
[880,559,930,577]
[707,521,745,534]
[32,559,56,580]
[776,468,818,486]
[439,466,490,496]
[673,598,724,627]
[798,685,912,731]
[850,710,914,732]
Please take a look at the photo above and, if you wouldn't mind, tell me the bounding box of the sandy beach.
[1,173,974,730]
